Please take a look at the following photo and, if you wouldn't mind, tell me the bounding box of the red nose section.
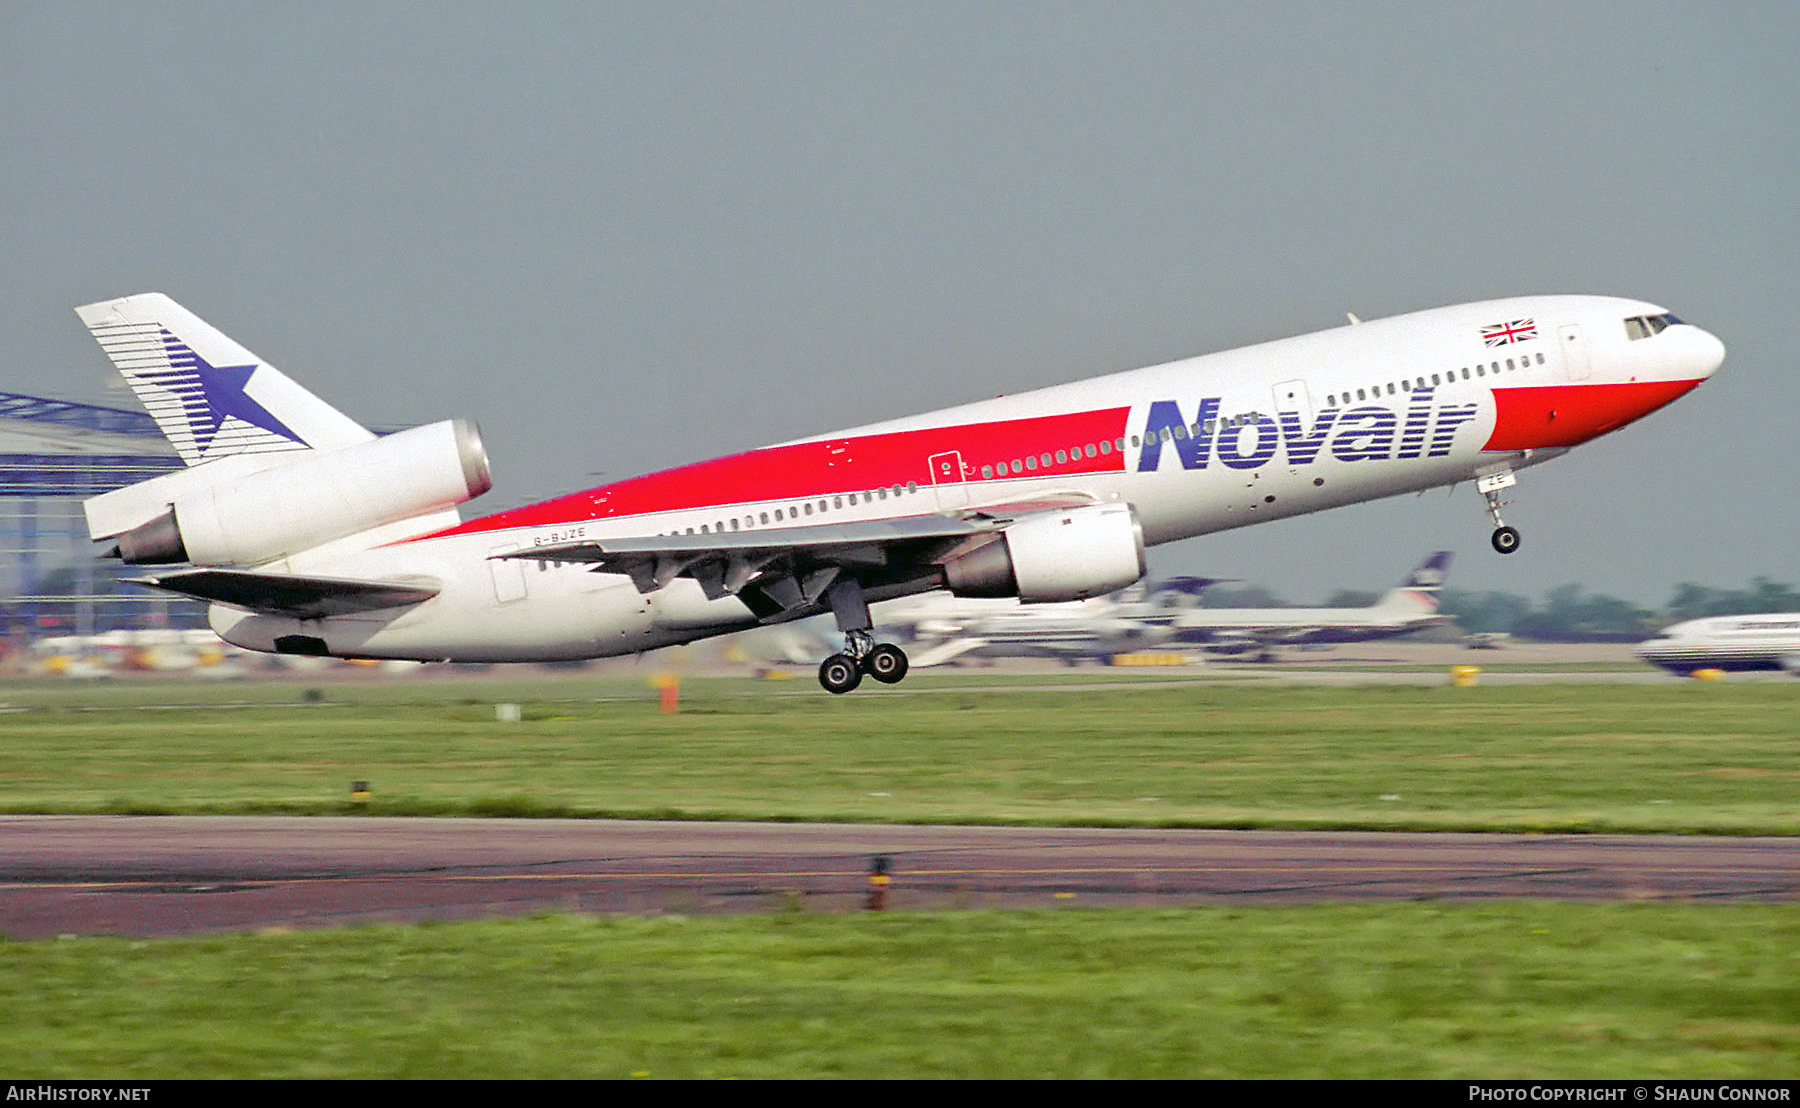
[1484,380,1704,451]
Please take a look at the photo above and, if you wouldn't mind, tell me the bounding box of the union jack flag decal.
[1481,318,1537,346]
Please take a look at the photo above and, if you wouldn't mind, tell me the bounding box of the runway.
[0,816,1794,938]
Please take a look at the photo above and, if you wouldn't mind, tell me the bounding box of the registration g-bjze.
[75,292,1723,693]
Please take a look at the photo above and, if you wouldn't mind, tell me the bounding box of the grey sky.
[1,2,1792,605]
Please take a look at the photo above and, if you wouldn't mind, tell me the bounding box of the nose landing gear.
[1477,469,1522,555]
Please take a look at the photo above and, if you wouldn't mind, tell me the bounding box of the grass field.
[0,674,1794,834]
[2,670,1796,1077]
[5,904,1798,1078]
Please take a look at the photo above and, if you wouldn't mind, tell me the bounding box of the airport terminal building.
[0,391,193,639]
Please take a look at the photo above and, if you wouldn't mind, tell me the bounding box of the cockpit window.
[1624,313,1683,340]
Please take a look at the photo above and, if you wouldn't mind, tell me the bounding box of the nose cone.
[1689,325,1726,380]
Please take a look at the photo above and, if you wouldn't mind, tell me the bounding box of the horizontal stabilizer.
[125,569,439,619]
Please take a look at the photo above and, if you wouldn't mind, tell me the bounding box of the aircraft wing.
[497,514,1002,622]
[126,569,440,619]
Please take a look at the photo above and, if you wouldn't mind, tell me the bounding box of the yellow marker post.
[866,856,891,911]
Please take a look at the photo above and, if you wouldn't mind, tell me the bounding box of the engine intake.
[943,503,1146,603]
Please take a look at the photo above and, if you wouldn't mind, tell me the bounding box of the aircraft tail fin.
[75,293,373,466]
[1149,576,1228,609]
[1373,551,1453,614]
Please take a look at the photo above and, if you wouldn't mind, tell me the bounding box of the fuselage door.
[928,450,970,510]
[1273,378,1314,424]
[1558,323,1591,381]
[489,543,528,604]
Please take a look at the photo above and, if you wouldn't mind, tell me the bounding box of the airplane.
[1166,551,1452,659]
[875,576,1222,667]
[72,291,1724,693]
[1633,614,1800,676]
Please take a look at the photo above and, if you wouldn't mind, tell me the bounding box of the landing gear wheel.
[819,653,863,695]
[1491,526,1521,555]
[862,642,909,685]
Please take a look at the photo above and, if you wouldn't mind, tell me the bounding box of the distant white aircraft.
[1167,551,1453,659]
[74,292,1722,693]
[1634,615,1800,676]
[877,577,1221,667]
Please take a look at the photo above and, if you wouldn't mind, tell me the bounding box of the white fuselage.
[207,294,1724,662]
[1635,615,1800,675]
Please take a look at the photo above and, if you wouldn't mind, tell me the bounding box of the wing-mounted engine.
[941,503,1146,603]
[89,419,491,566]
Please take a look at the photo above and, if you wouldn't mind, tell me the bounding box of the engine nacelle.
[111,419,491,566]
[942,503,1146,603]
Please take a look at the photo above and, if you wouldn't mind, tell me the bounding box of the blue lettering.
[1396,387,1435,460]
[1137,398,1218,471]
[1427,404,1479,457]
[1218,416,1280,470]
[1275,407,1340,465]
[1134,391,1480,470]
[1329,407,1397,461]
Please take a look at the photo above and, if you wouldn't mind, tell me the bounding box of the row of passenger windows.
[979,438,1127,480]
[650,351,1552,537]
[668,482,924,535]
[1324,351,1545,408]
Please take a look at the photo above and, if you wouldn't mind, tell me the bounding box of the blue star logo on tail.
[143,332,306,452]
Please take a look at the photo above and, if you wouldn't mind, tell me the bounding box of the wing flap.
[494,514,1003,620]
[498,514,994,564]
[126,569,439,619]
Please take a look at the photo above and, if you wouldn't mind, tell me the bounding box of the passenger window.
[981,465,993,479]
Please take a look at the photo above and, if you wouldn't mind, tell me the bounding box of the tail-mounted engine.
[942,503,1146,603]
[96,419,491,566]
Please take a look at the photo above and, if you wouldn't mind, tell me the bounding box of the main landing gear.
[817,578,911,694]
[1477,469,1522,555]
[818,632,911,695]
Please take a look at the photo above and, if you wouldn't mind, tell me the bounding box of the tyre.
[818,653,863,694]
[863,642,909,684]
